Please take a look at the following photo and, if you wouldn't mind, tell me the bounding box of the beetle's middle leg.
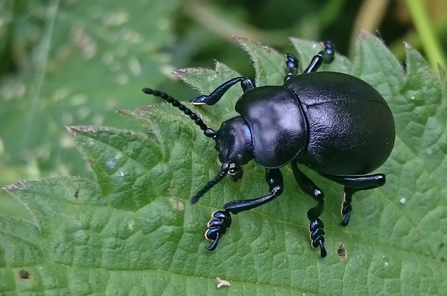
[322,174,386,226]
[284,40,335,82]
[291,161,327,257]
[204,168,283,250]
[303,41,335,73]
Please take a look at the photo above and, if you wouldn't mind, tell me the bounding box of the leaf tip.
[232,35,243,42]
[2,180,27,193]
[172,68,188,78]
[357,30,382,43]
[173,67,216,80]
[66,126,77,135]
[358,29,367,38]
[66,125,96,136]
[233,35,249,45]
[117,109,131,116]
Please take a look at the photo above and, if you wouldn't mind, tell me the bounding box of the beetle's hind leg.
[322,174,386,226]
[291,161,327,257]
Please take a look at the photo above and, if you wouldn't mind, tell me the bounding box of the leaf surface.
[0,0,179,175]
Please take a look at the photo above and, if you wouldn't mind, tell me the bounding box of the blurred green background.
[1,0,446,219]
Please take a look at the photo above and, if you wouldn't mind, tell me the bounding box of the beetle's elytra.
[143,41,395,257]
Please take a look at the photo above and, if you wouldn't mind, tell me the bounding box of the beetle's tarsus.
[205,210,232,250]
[340,197,352,226]
[340,211,351,227]
[317,239,327,258]
[304,41,335,73]
[284,53,299,82]
[205,230,220,251]
[322,174,387,228]
[309,217,326,257]
[322,40,335,63]
[308,201,327,257]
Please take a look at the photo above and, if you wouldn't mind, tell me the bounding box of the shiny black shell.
[237,71,395,174]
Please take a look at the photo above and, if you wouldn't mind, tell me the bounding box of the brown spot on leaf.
[337,243,347,259]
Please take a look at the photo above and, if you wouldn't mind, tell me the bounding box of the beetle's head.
[142,88,252,205]
[189,116,253,204]
[213,116,253,183]
[215,116,253,167]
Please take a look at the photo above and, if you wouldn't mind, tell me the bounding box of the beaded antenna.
[142,88,229,204]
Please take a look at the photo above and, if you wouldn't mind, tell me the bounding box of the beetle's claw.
[340,201,352,226]
[340,212,351,227]
[205,230,220,250]
[318,240,327,258]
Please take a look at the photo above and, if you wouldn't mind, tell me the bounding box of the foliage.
[0,0,180,218]
[1,32,447,295]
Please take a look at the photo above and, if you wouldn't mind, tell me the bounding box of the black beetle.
[143,41,395,257]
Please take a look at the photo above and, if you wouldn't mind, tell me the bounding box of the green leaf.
[0,0,179,177]
[2,32,447,295]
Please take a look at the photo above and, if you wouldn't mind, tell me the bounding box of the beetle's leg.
[224,168,283,213]
[204,168,283,250]
[304,41,335,73]
[291,161,327,257]
[284,53,299,82]
[205,210,232,250]
[322,174,386,226]
[191,77,256,106]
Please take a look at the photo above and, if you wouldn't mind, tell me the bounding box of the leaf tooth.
[2,180,27,192]
[65,125,98,136]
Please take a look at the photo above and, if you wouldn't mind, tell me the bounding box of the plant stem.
[405,0,447,71]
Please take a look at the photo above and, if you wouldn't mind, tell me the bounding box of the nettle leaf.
[0,0,179,176]
[2,32,447,295]
[0,0,180,220]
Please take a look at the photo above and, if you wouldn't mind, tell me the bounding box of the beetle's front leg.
[191,77,256,105]
[204,168,283,250]
[204,210,232,250]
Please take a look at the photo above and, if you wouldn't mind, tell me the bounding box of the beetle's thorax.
[235,86,308,168]
[215,116,254,166]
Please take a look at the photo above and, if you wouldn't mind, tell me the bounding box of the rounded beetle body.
[232,71,395,175]
[286,71,395,175]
